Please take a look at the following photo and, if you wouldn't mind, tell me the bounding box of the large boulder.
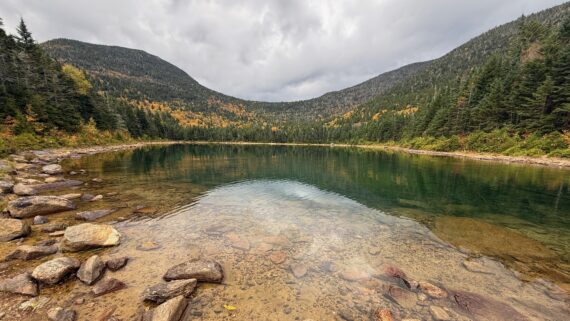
[61,223,121,252]
[42,164,63,175]
[151,295,188,321]
[31,257,81,285]
[8,196,76,218]
[5,244,59,261]
[75,209,116,221]
[77,255,105,285]
[143,279,197,304]
[0,273,38,296]
[0,218,31,242]
[163,259,223,283]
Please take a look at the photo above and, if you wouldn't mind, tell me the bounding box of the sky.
[0,0,567,102]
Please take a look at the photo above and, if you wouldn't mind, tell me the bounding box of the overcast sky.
[0,0,567,102]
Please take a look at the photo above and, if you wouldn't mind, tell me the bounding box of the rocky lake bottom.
[0,144,569,321]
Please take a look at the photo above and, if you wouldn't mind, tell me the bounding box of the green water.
[75,143,570,256]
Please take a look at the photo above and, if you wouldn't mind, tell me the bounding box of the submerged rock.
[105,256,129,271]
[164,259,223,283]
[92,278,126,296]
[269,251,287,264]
[419,281,448,299]
[291,263,308,278]
[340,267,371,282]
[143,279,197,303]
[385,285,417,308]
[42,164,64,175]
[8,196,76,218]
[0,218,31,241]
[47,307,77,321]
[32,257,81,285]
[451,290,529,321]
[75,209,116,221]
[5,244,58,261]
[151,295,188,321]
[429,306,450,321]
[77,255,105,285]
[225,232,250,251]
[61,223,121,252]
[373,308,394,321]
[0,273,38,296]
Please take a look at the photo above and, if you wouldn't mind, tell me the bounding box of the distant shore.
[4,140,570,170]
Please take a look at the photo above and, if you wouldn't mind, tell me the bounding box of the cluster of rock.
[137,259,224,321]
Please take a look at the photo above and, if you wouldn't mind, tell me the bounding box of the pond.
[1,144,569,320]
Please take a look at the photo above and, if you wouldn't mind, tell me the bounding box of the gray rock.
[163,259,223,283]
[151,295,188,321]
[75,209,116,221]
[105,256,129,271]
[5,244,59,261]
[91,278,126,296]
[13,183,37,196]
[61,223,121,252]
[0,180,14,194]
[33,215,49,225]
[31,257,81,285]
[8,196,76,218]
[0,218,31,241]
[0,273,38,296]
[42,164,63,175]
[77,255,105,285]
[143,279,197,304]
[47,307,77,321]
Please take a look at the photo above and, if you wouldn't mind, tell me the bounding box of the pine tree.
[16,18,34,49]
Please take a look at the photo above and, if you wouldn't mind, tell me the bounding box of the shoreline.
[3,140,570,170]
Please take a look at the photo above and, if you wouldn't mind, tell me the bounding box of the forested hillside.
[2,2,570,158]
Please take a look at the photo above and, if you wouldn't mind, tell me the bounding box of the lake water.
[1,144,569,320]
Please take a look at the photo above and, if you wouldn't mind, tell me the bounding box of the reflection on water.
[1,144,569,320]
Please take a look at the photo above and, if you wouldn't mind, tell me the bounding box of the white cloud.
[0,0,566,101]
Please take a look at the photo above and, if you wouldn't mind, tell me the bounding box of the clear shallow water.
[1,144,569,320]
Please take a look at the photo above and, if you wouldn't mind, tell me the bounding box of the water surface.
[1,144,569,320]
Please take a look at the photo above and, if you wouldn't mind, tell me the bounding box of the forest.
[1,9,570,157]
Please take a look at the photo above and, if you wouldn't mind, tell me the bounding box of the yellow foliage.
[62,64,92,95]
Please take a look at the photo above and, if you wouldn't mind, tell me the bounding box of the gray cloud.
[1,0,566,101]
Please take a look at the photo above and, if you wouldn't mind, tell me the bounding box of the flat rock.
[269,251,287,264]
[8,196,76,218]
[13,183,37,196]
[31,257,81,285]
[151,295,188,321]
[50,308,77,321]
[429,306,450,321]
[105,256,129,271]
[77,255,105,285]
[143,279,197,304]
[451,290,529,321]
[60,193,82,200]
[385,285,417,308]
[419,281,448,299]
[61,223,121,252]
[0,273,38,296]
[42,164,63,175]
[5,244,58,261]
[340,267,371,281]
[164,259,223,283]
[75,209,116,221]
[33,180,83,193]
[48,307,77,321]
[33,215,49,225]
[92,278,126,296]
[0,218,31,241]
[291,263,307,278]
[41,223,68,233]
